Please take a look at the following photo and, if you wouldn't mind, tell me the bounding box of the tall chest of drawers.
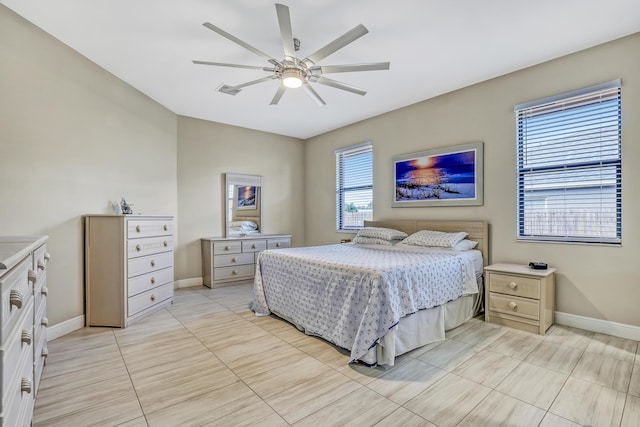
[201,235,291,288]
[85,215,174,328]
[0,236,49,427]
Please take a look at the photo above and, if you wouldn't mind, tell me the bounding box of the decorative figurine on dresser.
[0,235,50,427]
[84,215,174,328]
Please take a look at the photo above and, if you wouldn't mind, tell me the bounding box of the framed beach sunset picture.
[392,142,483,207]
[236,185,258,209]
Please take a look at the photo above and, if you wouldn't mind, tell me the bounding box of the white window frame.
[335,142,373,232]
[515,80,622,245]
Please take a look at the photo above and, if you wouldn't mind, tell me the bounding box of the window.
[336,142,373,231]
[515,80,622,244]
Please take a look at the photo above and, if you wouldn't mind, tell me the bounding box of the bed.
[251,219,489,366]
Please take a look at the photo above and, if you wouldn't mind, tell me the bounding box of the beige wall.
[0,6,178,325]
[305,33,640,326]
[175,116,304,281]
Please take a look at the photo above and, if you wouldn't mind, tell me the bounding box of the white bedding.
[252,243,479,364]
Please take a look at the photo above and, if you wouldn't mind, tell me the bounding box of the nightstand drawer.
[489,292,540,321]
[489,273,540,299]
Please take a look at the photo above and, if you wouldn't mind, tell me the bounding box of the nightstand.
[484,263,556,335]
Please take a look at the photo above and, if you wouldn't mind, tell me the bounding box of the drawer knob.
[44,252,51,261]
[251,244,256,249]
[10,290,23,309]
[224,246,230,251]
[231,257,237,263]
[21,378,32,394]
[150,294,156,301]
[28,269,37,285]
[150,259,156,267]
[42,348,49,358]
[150,277,156,284]
[163,240,169,247]
[136,244,142,251]
[136,225,141,232]
[41,317,49,327]
[276,243,281,247]
[38,260,46,271]
[508,301,518,310]
[232,269,238,275]
[21,330,32,345]
[508,281,518,290]
[163,224,168,231]
[41,286,49,296]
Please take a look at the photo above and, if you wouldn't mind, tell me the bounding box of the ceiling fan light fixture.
[282,68,304,88]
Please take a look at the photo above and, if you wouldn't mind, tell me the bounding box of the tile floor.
[34,284,640,426]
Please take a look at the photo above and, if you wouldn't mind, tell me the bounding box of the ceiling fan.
[193,3,390,106]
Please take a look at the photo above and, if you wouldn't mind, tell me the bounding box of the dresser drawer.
[128,267,173,297]
[215,252,254,268]
[34,272,48,319]
[1,257,34,345]
[33,243,49,273]
[489,292,540,321]
[127,236,173,259]
[127,219,173,239]
[489,273,540,299]
[34,330,48,395]
[3,341,34,427]
[268,238,290,249]
[214,264,255,282]
[2,298,33,400]
[128,282,174,317]
[213,241,242,255]
[242,240,267,253]
[128,251,174,278]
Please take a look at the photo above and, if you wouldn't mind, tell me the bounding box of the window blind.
[335,142,373,231]
[515,80,622,244]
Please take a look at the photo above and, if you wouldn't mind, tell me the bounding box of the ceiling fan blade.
[310,62,390,74]
[202,22,278,65]
[275,4,296,59]
[193,60,274,72]
[311,76,367,96]
[230,76,277,90]
[302,83,326,106]
[303,24,369,65]
[270,84,287,105]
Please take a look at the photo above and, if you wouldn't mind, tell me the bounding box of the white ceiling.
[3,1,640,139]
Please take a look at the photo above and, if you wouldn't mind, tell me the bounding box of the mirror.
[224,173,263,237]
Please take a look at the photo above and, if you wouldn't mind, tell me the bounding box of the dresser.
[201,235,291,288]
[85,215,174,328]
[0,236,49,427]
[484,263,556,335]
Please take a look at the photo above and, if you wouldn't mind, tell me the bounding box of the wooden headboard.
[364,219,490,266]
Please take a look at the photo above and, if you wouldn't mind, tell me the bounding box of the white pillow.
[401,230,468,248]
[453,239,478,251]
[352,236,395,246]
[356,227,408,241]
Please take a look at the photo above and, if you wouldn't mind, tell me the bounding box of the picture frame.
[236,185,258,210]
[392,142,483,207]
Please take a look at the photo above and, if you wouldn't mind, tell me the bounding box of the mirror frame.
[224,173,263,237]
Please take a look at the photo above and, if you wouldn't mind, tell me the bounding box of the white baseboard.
[174,277,203,289]
[555,311,640,341]
[47,315,85,342]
